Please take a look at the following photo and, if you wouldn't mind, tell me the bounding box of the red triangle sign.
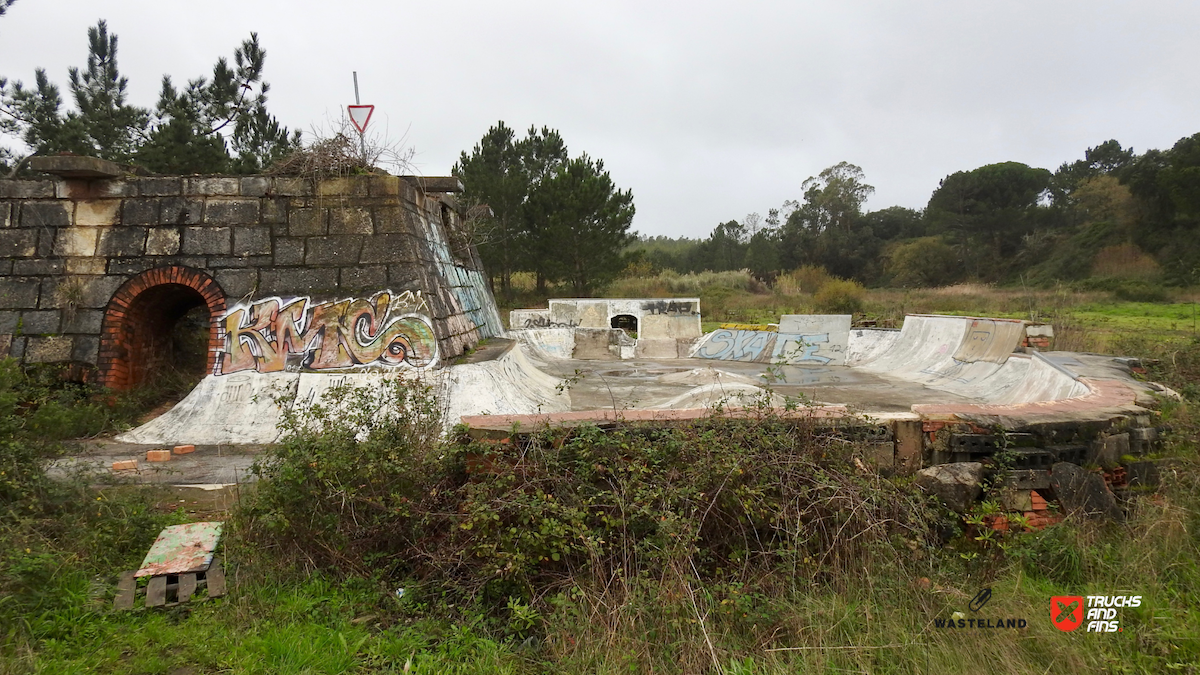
[348,105,374,133]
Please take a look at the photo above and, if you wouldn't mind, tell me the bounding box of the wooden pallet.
[113,557,226,611]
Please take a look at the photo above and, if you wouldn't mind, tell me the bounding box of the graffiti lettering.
[695,329,833,365]
[218,291,438,375]
[642,300,698,316]
[522,316,580,329]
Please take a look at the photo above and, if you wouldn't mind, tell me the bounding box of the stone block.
[146,449,171,462]
[0,260,9,275]
[65,257,105,275]
[0,180,55,199]
[317,177,369,197]
[328,206,373,234]
[271,177,312,197]
[259,268,338,295]
[112,460,138,471]
[190,177,240,195]
[78,276,127,309]
[340,265,387,290]
[21,201,72,228]
[1125,460,1160,489]
[366,175,401,196]
[214,269,258,298]
[372,205,406,233]
[1130,427,1158,442]
[107,258,155,275]
[20,310,61,334]
[146,227,181,255]
[273,238,305,266]
[74,200,120,226]
[52,227,100,256]
[161,197,203,224]
[305,235,363,265]
[232,226,272,256]
[240,177,270,197]
[0,278,41,309]
[121,198,160,225]
[262,198,287,224]
[1050,462,1123,521]
[135,177,182,196]
[98,227,147,257]
[1089,433,1129,467]
[914,462,984,512]
[63,309,103,333]
[173,444,196,455]
[25,335,73,362]
[12,259,63,275]
[8,336,25,358]
[360,233,420,264]
[864,441,895,469]
[288,206,326,236]
[205,198,260,225]
[182,226,232,255]
[0,202,10,228]
[999,490,1033,512]
[72,335,99,364]
[0,312,13,332]
[0,230,38,257]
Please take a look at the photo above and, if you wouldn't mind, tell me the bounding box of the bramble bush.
[239,377,936,610]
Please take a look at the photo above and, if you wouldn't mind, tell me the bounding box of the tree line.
[634,136,1200,292]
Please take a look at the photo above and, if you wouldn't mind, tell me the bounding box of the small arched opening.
[98,266,226,391]
[610,314,638,334]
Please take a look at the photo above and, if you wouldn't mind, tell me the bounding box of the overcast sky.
[3,1,1198,238]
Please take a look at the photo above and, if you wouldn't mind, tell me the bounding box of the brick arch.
[97,266,226,391]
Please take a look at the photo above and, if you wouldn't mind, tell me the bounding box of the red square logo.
[1050,596,1084,632]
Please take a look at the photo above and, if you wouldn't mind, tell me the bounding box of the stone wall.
[0,170,503,386]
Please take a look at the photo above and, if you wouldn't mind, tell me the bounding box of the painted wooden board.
[135,521,224,578]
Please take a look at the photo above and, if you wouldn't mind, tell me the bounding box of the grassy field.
[3,279,1200,674]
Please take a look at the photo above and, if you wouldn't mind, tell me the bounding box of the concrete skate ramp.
[848,315,1076,402]
[118,341,567,445]
[117,372,298,445]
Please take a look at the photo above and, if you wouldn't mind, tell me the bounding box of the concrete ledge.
[29,155,124,179]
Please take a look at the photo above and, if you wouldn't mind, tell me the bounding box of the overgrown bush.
[240,378,936,615]
[813,279,866,314]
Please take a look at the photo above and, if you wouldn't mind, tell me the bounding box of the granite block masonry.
[0,163,504,389]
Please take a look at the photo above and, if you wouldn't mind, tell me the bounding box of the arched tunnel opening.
[99,267,225,391]
[118,285,212,388]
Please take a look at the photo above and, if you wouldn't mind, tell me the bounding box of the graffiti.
[218,290,438,375]
[522,316,580,329]
[642,300,698,316]
[389,289,430,313]
[694,329,835,365]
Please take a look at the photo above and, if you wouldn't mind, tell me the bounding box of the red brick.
[173,444,196,455]
[112,459,138,471]
[146,449,171,462]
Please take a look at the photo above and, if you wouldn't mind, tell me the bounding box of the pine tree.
[1,22,297,174]
[66,20,149,162]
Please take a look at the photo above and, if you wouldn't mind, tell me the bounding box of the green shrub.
[813,278,866,314]
[240,378,935,607]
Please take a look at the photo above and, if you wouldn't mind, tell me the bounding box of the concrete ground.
[537,357,979,413]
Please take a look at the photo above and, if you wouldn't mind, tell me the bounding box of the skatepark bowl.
[77,312,1172,483]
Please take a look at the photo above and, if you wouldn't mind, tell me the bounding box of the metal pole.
[353,71,366,162]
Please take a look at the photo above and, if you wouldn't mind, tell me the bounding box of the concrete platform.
[77,313,1172,484]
